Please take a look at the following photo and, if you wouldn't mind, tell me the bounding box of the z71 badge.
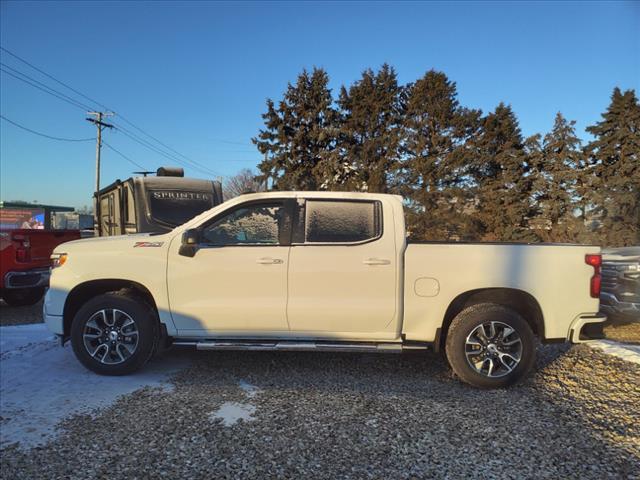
[134,241,164,248]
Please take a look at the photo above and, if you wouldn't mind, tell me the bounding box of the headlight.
[50,253,68,268]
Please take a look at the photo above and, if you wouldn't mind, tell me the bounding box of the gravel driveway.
[1,344,638,479]
[1,303,639,479]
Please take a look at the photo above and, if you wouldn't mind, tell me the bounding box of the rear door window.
[303,200,381,243]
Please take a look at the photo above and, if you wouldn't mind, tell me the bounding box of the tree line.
[251,65,639,246]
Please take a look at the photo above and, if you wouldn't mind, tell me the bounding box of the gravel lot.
[0,299,44,326]
[604,318,640,345]
[1,303,639,479]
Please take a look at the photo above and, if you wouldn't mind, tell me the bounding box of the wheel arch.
[439,288,545,351]
[63,279,159,338]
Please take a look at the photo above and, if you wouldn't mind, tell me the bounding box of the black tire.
[70,292,158,375]
[2,287,45,306]
[445,303,536,389]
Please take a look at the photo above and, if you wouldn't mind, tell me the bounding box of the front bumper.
[600,292,640,320]
[43,302,64,335]
[4,268,50,289]
[568,313,608,343]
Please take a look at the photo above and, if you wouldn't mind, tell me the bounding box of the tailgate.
[14,230,80,264]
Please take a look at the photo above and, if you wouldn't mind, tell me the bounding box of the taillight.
[585,254,602,298]
[13,234,31,263]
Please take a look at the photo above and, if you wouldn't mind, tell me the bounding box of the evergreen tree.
[253,68,338,190]
[469,104,536,241]
[530,113,586,242]
[585,88,640,246]
[401,70,481,240]
[330,64,402,192]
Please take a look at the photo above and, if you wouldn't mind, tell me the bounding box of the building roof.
[0,201,75,212]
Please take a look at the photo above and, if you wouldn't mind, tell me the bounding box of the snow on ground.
[2,322,638,448]
[588,339,640,365]
[0,323,189,448]
[209,402,257,427]
[209,379,261,426]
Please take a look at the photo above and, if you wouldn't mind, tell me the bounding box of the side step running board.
[172,340,429,353]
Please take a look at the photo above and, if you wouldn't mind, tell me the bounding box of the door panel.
[167,201,290,334]
[168,246,290,333]
[286,199,397,337]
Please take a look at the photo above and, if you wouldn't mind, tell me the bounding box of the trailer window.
[304,200,381,243]
[100,194,114,236]
[123,185,136,226]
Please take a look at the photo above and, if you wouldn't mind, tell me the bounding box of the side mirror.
[179,228,200,257]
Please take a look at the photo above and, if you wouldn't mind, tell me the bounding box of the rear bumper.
[4,268,50,289]
[568,313,608,343]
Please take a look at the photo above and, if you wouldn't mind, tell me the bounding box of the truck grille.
[601,261,640,303]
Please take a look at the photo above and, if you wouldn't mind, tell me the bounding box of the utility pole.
[86,112,114,194]
[87,112,113,236]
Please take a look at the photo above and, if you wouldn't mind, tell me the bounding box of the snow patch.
[239,379,260,399]
[588,340,640,365]
[209,379,260,426]
[209,402,256,426]
[0,323,189,449]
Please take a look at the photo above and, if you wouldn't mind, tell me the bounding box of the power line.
[0,114,95,142]
[112,116,225,178]
[111,124,198,167]
[1,46,107,111]
[0,68,89,112]
[0,62,95,111]
[0,113,147,174]
[1,46,225,177]
[102,141,148,170]
[117,115,201,164]
[112,122,224,177]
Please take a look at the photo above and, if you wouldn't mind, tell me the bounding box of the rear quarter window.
[305,200,381,243]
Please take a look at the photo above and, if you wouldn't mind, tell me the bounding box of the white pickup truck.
[44,192,606,388]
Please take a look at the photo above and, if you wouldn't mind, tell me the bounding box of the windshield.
[147,190,215,227]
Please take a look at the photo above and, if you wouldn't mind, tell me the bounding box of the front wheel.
[445,303,536,388]
[70,292,158,375]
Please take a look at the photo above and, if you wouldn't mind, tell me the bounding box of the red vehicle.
[0,202,80,306]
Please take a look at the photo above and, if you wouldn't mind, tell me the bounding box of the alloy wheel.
[82,309,139,365]
[464,321,523,378]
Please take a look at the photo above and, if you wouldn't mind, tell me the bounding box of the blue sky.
[1,0,638,208]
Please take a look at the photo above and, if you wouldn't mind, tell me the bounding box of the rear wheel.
[445,303,536,388]
[70,292,158,375]
[2,287,45,306]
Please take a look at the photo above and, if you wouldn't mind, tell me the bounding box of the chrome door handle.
[362,258,390,266]
[256,257,283,265]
